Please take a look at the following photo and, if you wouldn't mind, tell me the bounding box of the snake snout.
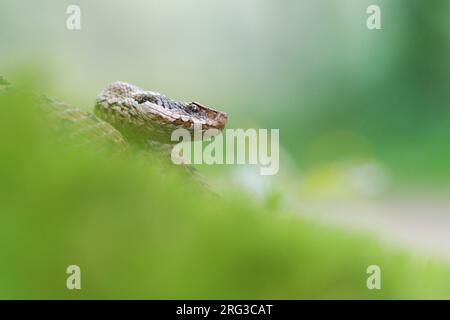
[190,102,228,130]
[213,112,228,130]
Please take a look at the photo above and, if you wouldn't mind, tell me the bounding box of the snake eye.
[188,102,201,112]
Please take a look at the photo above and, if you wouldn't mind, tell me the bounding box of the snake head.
[184,101,228,130]
[95,81,228,145]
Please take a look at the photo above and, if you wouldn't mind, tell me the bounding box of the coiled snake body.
[0,78,228,184]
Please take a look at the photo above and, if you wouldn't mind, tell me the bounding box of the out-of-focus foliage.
[0,87,450,299]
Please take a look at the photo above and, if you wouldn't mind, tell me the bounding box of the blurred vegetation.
[282,1,450,187]
[1,85,450,299]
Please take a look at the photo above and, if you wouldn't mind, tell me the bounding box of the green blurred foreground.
[1,88,450,299]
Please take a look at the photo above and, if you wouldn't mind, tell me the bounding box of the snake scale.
[0,77,228,186]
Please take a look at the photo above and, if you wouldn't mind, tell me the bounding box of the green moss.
[0,85,449,299]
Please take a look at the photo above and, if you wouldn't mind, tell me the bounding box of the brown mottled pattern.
[94,81,227,146]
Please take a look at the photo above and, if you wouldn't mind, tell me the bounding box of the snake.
[95,81,228,149]
[0,77,228,183]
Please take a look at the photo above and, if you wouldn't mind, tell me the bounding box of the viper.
[0,77,228,186]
